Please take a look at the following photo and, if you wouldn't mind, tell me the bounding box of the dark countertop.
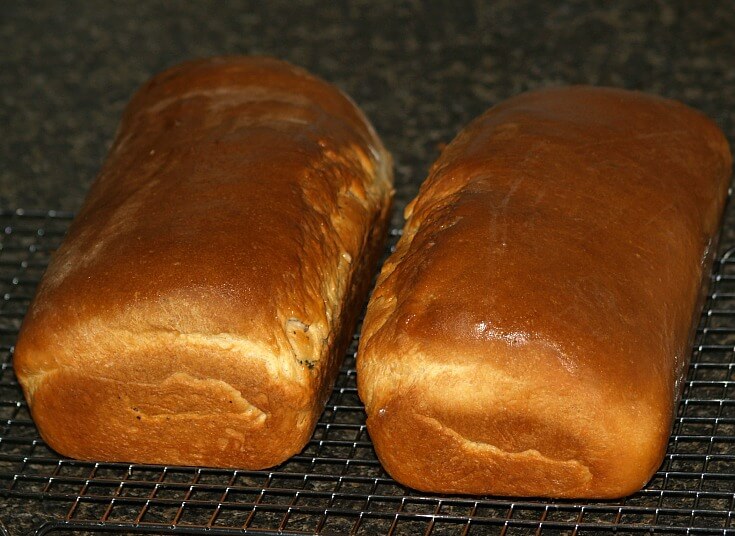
[2,1,735,534]
[3,1,735,227]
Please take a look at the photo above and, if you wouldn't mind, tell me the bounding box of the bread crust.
[357,86,730,498]
[14,56,393,469]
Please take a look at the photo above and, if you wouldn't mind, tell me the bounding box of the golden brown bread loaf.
[14,56,393,468]
[357,86,731,498]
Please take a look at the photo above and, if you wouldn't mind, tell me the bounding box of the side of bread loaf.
[14,57,393,469]
[357,86,730,498]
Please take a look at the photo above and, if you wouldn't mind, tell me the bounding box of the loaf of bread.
[357,86,730,498]
[14,57,393,469]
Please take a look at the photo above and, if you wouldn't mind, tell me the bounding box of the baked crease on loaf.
[14,56,393,469]
[357,86,731,498]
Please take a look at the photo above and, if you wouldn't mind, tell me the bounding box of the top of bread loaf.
[16,56,392,400]
[362,86,730,404]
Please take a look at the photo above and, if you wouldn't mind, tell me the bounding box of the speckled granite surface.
[3,1,735,226]
[1,1,735,534]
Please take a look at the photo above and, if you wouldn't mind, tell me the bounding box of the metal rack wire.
[0,208,733,535]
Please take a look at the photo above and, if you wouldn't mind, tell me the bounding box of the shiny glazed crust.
[357,86,731,498]
[14,56,393,469]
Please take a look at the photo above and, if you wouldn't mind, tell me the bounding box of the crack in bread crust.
[416,414,592,478]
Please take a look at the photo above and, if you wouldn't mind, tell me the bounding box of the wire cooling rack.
[0,208,734,535]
